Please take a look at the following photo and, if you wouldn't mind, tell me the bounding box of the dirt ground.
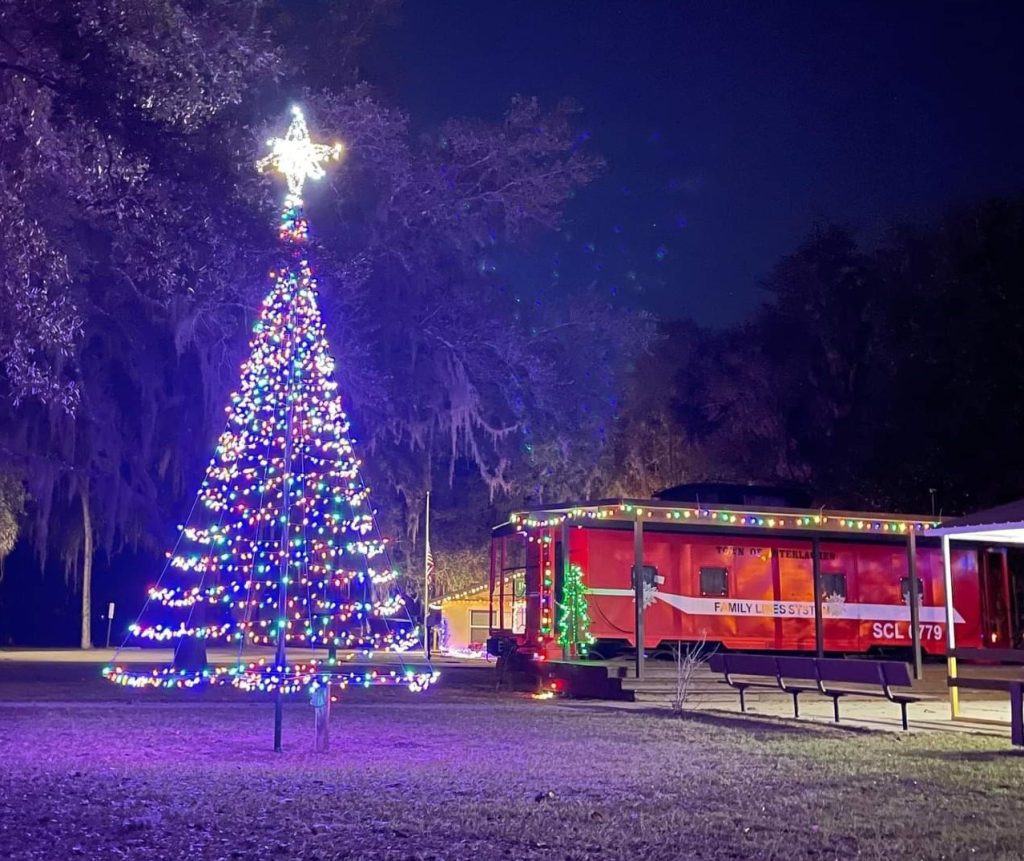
[0,659,1021,860]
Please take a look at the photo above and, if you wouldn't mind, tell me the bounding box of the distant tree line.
[612,200,1024,517]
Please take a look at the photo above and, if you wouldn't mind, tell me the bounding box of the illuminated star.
[257,106,344,204]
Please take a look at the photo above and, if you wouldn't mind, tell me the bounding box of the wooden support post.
[312,684,331,752]
[812,536,824,659]
[634,516,645,680]
[907,530,923,680]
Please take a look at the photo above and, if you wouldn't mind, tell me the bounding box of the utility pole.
[423,491,432,659]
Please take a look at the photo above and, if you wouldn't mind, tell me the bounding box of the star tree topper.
[257,105,344,204]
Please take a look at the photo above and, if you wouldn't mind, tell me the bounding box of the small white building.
[438,582,524,655]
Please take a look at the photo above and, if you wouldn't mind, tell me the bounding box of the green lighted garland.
[557,562,595,658]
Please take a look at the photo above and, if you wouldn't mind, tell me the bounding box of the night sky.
[367,1,1024,325]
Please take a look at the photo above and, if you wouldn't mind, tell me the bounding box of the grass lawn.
[0,666,1021,860]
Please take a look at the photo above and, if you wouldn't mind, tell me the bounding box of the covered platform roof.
[926,498,1024,545]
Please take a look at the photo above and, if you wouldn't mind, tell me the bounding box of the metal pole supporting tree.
[274,332,297,754]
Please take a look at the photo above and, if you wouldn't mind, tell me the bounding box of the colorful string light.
[511,502,939,534]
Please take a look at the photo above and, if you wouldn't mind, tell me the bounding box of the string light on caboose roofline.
[510,504,940,534]
[103,106,437,718]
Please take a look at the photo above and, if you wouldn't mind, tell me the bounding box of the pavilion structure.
[928,499,1024,733]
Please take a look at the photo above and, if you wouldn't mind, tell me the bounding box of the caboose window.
[699,566,728,597]
[820,572,847,600]
[900,577,925,603]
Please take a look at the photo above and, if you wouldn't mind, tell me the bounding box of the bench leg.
[791,691,800,719]
[739,687,746,713]
[832,695,840,723]
[900,701,908,732]
[1011,683,1023,746]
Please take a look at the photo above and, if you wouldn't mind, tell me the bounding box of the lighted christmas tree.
[557,563,594,658]
[104,107,437,721]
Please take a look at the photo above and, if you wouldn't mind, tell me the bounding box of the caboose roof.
[500,497,940,541]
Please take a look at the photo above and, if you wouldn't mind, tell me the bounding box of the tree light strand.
[105,108,434,697]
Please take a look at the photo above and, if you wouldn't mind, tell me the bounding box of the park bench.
[708,653,926,730]
[706,653,814,716]
[707,653,820,720]
[947,648,1024,746]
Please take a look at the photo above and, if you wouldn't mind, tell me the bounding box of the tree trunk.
[80,482,93,650]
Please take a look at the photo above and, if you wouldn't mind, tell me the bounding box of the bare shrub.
[671,634,715,714]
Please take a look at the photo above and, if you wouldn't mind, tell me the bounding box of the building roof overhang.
[926,498,1024,545]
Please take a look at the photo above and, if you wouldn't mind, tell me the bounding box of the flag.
[424,490,434,603]
[423,491,432,656]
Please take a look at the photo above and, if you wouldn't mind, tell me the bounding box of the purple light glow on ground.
[0,666,1022,860]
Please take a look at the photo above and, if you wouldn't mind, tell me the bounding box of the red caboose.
[489,496,1014,661]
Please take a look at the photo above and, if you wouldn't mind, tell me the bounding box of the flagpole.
[423,490,431,659]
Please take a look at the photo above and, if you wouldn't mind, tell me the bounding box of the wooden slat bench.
[708,653,927,730]
[948,648,1024,746]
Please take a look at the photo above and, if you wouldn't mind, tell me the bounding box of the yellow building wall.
[441,595,517,650]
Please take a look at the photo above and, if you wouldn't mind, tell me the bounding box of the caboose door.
[979,548,1012,648]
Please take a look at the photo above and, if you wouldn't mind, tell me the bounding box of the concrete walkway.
[1,648,1015,741]
[592,659,1017,740]
[0,647,164,663]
